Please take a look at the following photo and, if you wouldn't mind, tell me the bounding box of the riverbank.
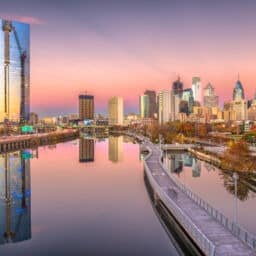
[0,129,79,153]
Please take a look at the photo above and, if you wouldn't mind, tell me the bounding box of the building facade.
[144,90,157,118]
[203,83,219,108]
[158,90,173,124]
[0,19,30,123]
[233,80,245,101]
[108,96,123,125]
[79,95,94,120]
[192,77,201,103]
[172,77,183,98]
[139,94,149,118]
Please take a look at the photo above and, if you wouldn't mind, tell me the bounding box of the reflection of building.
[108,136,123,163]
[0,19,30,123]
[108,97,123,126]
[182,154,193,167]
[0,151,31,245]
[79,94,94,121]
[165,153,183,174]
[79,138,94,162]
[192,159,201,177]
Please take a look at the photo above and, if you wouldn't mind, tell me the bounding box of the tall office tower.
[158,90,173,124]
[108,96,123,125]
[79,94,94,121]
[139,94,149,118]
[192,77,202,103]
[108,136,123,162]
[0,19,30,123]
[79,138,94,162]
[182,88,194,114]
[172,77,183,98]
[233,79,245,101]
[224,100,248,122]
[203,83,219,108]
[144,90,157,118]
[0,151,31,245]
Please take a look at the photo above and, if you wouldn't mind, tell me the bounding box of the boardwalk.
[143,140,255,256]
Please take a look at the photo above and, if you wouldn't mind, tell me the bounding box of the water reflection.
[108,136,123,163]
[79,138,95,162]
[0,151,31,245]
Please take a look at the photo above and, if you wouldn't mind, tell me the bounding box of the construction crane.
[2,20,27,123]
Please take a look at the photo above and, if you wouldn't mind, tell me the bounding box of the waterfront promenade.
[134,134,256,255]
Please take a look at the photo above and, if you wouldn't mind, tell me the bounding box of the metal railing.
[159,149,256,251]
[144,147,216,256]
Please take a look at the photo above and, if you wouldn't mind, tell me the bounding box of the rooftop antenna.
[238,73,240,81]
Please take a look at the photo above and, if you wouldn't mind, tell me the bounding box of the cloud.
[0,13,45,25]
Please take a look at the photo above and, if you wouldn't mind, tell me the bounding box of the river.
[0,136,179,256]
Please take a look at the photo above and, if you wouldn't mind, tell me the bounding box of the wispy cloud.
[0,13,45,25]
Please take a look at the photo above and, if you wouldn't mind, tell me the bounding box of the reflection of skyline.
[108,136,123,163]
[165,153,183,175]
[79,138,95,162]
[0,151,31,245]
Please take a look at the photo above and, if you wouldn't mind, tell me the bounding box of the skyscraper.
[108,97,123,125]
[144,90,157,118]
[203,83,219,108]
[139,95,150,118]
[192,77,201,103]
[79,94,94,120]
[233,79,245,101]
[172,77,183,98]
[182,88,194,114]
[0,19,30,123]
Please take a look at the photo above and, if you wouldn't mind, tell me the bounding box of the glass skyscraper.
[0,19,30,123]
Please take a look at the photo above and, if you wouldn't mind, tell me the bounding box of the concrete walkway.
[144,141,255,256]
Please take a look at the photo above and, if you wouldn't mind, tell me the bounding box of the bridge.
[127,133,256,255]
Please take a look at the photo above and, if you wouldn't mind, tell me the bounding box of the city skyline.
[1,0,256,117]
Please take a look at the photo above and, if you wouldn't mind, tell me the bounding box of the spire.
[237,73,240,81]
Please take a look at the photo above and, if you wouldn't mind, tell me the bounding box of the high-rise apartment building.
[0,19,30,123]
[79,94,94,120]
[203,83,219,108]
[139,95,150,118]
[144,90,157,118]
[108,96,123,125]
[192,77,201,103]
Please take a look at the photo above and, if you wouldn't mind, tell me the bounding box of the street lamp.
[233,172,239,224]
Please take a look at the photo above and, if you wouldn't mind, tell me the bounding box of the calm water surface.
[0,136,179,256]
[163,151,256,235]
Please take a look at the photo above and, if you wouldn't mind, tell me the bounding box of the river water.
[163,151,256,235]
[0,136,179,256]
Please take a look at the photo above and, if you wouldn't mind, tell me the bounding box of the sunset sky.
[1,0,256,117]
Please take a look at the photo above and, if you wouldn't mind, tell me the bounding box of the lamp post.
[233,172,239,224]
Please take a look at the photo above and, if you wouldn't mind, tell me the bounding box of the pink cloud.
[0,13,45,25]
